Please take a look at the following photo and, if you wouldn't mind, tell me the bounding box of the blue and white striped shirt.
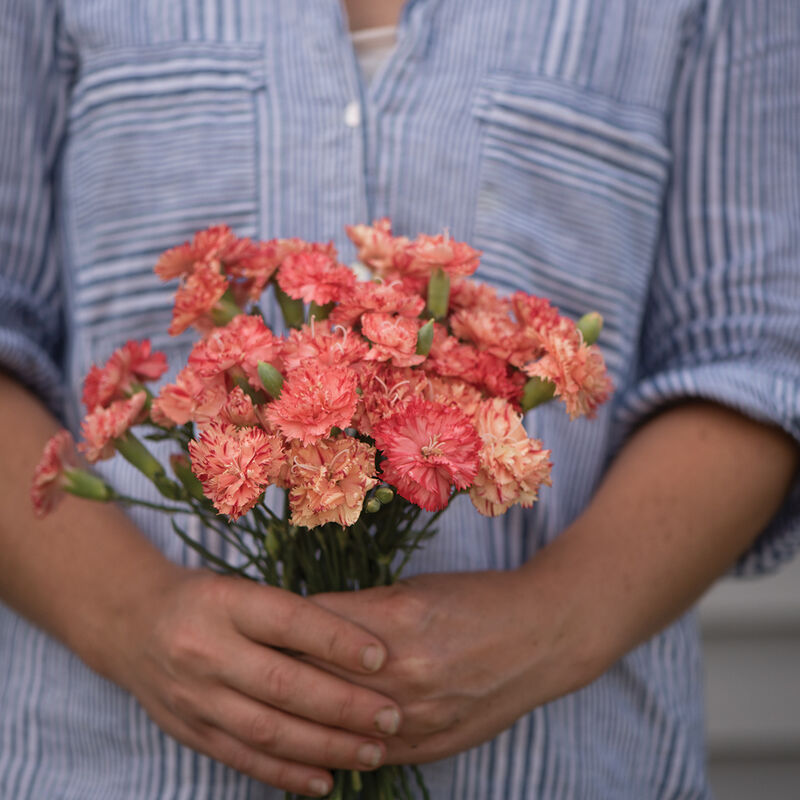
[2,1,799,798]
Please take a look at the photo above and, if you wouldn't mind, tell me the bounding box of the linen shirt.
[2,1,800,798]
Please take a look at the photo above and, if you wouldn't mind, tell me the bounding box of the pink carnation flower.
[469,398,552,517]
[372,399,481,511]
[424,325,481,380]
[287,437,378,528]
[31,430,79,518]
[450,308,541,367]
[221,386,259,427]
[405,233,481,279]
[155,224,238,281]
[276,251,356,306]
[188,314,282,390]
[512,292,562,339]
[425,375,484,419]
[328,280,425,328]
[449,278,511,315]
[281,323,369,372]
[266,364,359,444]
[82,339,168,411]
[79,392,147,462]
[345,218,411,276]
[189,421,284,519]
[361,312,425,367]
[151,368,228,427]
[354,364,430,435]
[525,323,613,419]
[168,260,230,336]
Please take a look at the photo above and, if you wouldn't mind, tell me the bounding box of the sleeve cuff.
[612,360,800,576]
[0,328,65,420]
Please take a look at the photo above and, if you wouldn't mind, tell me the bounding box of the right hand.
[107,567,403,797]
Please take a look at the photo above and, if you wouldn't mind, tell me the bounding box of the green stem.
[392,508,446,581]
[115,494,188,515]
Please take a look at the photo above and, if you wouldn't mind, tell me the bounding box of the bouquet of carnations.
[32,220,611,800]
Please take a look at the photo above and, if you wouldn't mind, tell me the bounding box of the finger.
[163,707,336,797]
[219,641,402,737]
[227,582,388,674]
[203,686,388,771]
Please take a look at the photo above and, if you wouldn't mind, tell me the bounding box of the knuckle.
[397,654,436,693]
[332,688,356,727]
[322,625,343,662]
[247,712,279,750]
[263,663,293,707]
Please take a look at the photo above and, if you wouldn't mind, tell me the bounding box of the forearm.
[0,371,180,676]
[521,401,800,685]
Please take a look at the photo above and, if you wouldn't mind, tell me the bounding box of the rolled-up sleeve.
[614,0,800,574]
[0,0,72,415]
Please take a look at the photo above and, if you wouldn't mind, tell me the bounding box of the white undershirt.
[351,25,397,85]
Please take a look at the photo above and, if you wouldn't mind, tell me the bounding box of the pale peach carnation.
[361,312,425,367]
[328,280,425,328]
[266,364,359,444]
[80,392,147,462]
[525,323,613,419]
[405,233,481,279]
[281,323,369,372]
[189,421,284,519]
[469,398,552,517]
[168,260,230,336]
[188,314,282,390]
[155,224,238,281]
[82,339,168,411]
[345,218,410,276]
[287,436,378,528]
[151,368,228,427]
[221,386,259,427]
[31,430,79,518]
[372,399,481,511]
[276,251,356,306]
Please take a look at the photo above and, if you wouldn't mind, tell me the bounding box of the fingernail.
[360,643,384,672]
[358,743,383,768]
[308,777,331,796]
[374,706,400,735]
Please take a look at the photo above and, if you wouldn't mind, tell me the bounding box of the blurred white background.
[701,557,800,798]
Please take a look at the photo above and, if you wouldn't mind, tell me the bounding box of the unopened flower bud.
[365,497,381,513]
[521,376,556,412]
[577,312,603,346]
[416,319,435,356]
[375,487,394,504]
[275,284,305,330]
[427,268,450,320]
[63,469,113,502]
[258,361,284,399]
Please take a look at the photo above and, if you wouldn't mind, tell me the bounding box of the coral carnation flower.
[469,398,552,517]
[361,312,425,367]
[79,392,147,462]
[151,368,228,427]
[188,314,283,389]
[345,218,410,276]
[525,323,613,419]
[372,399,481,511]
[277,251,356,306]
[266,364,359,444]
[189,421,284,519]
[168,260,230,336]
[287,437,378,528]
[82,339,168,411]
[155,224,238,281]
[405,233,481,279]
[329,280,425,328]
[31,430,79,518]
[281,324,369,372]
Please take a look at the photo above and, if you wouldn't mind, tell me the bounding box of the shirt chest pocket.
[471,73,672,367]
[61,42,268,386]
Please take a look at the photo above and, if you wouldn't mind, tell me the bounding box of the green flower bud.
[416,318,435,356]
[257,361,284,399]
[427,268,450,320]
[274,284,305,329]
[63,469,112,502]
[309,301,333,321]
[577,312,603,346]
[521,376,556,412]
[375,486,394,504]
[365,497,381,513]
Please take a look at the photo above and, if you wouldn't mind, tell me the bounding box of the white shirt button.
[344,100,362,128]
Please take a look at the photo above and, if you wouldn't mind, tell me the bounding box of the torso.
[342,0,405,30]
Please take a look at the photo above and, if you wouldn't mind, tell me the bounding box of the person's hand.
[106,566,403,797]
[308,569,598,765]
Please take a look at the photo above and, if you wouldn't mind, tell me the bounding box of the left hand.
[308,569,597,764]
